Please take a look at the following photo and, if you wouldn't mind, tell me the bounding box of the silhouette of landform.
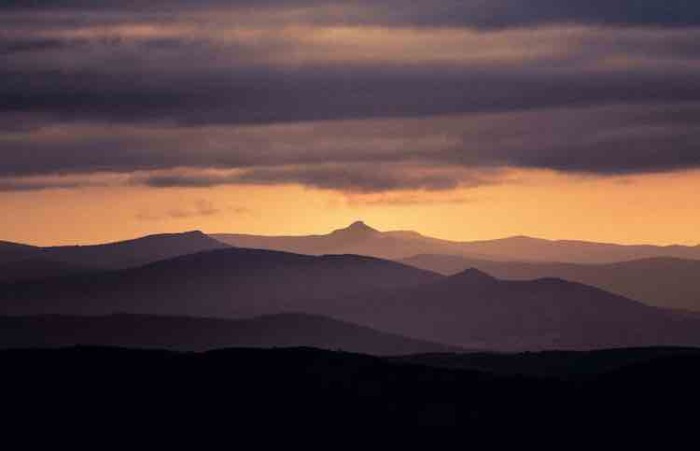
[213,221,700,263]
[3,346,699,433]
[0,313,460,355]
[0,231,228,276]
[402,254,700,311]
[2,245,700,351]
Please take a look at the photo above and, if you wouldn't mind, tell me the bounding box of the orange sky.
[2,168,698,247]
[2,4,699,248]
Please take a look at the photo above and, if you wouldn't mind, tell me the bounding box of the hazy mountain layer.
[0,231,229,273]
[324,269,700,351]
[2,246,700,351]
[213,221,700,264]
[0,313,458,355]
[403,254,700,311]
[0,247,439,317]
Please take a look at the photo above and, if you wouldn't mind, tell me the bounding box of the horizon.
[5,220,699,248]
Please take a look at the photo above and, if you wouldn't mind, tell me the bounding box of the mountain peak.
[448,268,498,284]
[336,221,380,235]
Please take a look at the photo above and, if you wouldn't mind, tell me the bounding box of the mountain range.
[2,222,700,352]
[2,242,700,351]
[0,313,457,355]
[213,221,700,264]
[0,230,227,272]
[402,254,700,312]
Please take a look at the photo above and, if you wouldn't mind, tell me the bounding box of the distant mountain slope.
[42,230,229,270]
[213,221,700,263]
[212,221,469,261]
[0,241,42,264]
[0,247,440,317]
[325,269,700,351]
[3,244,700,351]
[402,254,700,311]
[0,258,92,283]
[455,236,700,263]
[0,313,458,355]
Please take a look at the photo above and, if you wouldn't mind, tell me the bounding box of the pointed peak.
[449,268,498,283]
[349,220,376,230]
[337,221,379,233]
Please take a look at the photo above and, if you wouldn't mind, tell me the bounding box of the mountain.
[325,269,700,351]
[0,313,458,355]
[0,247,440,317]
[212,221,700,264]
[0,241,42,264]
[392,347,700,379]
[213,221,469,260]
[41,230,230,270]
[4,347,700,434]
[4,242,700,351]
[0,231,230,279]
[0,258,92,283]
[402,254,700,311]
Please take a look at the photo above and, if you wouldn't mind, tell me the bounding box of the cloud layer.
[1,1,698,193]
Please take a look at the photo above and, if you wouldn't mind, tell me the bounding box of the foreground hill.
[325,269,700,351]
[393,347,700,379]
[0,247,439,317]
[3,347,699,434]
[0,231,229,277]
[0,313,458,355]
[213,221,700,263]
[403,254,700,311]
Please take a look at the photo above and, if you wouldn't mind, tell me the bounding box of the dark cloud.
[382,1,700,29]
[0,178,108,192]
[2,1,700,28]
[134,165,483,193]
[136,199,248,221]
[235,166,467,193]
[1,61,699,126]
[1,2,699,127]
[0,1,699,192]
[2,102,699,192]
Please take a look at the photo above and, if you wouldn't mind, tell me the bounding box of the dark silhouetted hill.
[0,240,42,264]
[403,254,700,311]
[327,269,700,350]
[2,346,699,435]
[0,247,440,317]
[0,313,459,355]
[3,247,700,350]
[0,258,93,283]
[392,347,700,379]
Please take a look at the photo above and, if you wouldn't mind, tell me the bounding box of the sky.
[0,1,698,246]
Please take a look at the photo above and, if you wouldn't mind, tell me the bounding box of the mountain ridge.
[0,312,460,355]
[2,244,698,351]
[402,254,700,311]
[212,221,700,263]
